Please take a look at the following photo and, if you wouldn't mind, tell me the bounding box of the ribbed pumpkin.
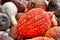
[45,27,60,40]
[30,37,54,40]
[17,8,51,38]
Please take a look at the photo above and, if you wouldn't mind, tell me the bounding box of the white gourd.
[1,2,18,26]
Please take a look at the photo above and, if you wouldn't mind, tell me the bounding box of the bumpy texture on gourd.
[17,8,51,38]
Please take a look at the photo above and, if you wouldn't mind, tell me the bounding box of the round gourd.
[17,8,51,38]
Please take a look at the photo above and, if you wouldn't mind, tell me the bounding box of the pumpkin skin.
[45,27,60,40]
[30,37,54,40]
[27,0,47,10]
[10,0,47,12]
[10,26,18,39]
[10,26,25,40]
[17,8,51,38]
[15,13,24,21]
[46,12,58,27]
